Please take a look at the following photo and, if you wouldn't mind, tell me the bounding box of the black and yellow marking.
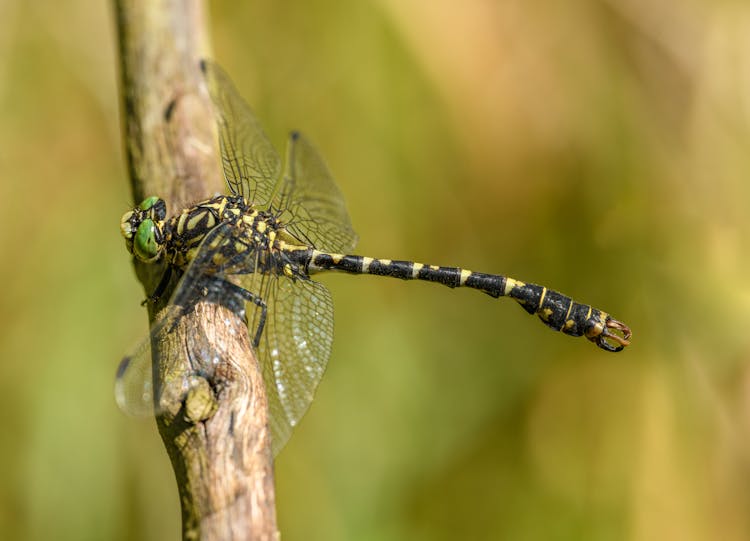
[123,193,631,352]
[151,195,274,270]
[297,250,630,351]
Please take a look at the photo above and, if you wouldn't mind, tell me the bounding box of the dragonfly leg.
[219,280,268,348]
[141,265,173,305]
[248,294,267,348]
[243,289,268,348]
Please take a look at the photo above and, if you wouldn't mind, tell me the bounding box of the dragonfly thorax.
[121,194,292,272]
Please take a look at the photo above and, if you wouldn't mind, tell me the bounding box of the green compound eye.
[133,218,162,262]
[139,196,167,221]
[139,196,161,211]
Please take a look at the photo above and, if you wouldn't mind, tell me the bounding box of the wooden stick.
[113,1,278,539]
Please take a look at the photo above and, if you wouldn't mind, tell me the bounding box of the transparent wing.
[115,303,188,417]
[275,132,358,253]
[115,222,335,456]
[202,59,357,251]
[201,60,282,207]
[239,270,335,456]
[115,332,156,416]
[116,223,250,417]
[172,230,333,455]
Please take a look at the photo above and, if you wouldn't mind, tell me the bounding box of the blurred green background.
[1,0,749,540]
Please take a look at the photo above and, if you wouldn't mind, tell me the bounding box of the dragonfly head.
[120,196,168,263]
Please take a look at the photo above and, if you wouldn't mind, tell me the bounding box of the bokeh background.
[1,0,749,539]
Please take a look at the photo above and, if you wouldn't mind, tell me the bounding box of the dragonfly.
[116,60,631,455]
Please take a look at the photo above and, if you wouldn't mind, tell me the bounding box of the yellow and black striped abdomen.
[302,250,630,352]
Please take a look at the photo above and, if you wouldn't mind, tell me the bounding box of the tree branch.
[114,1,278,539]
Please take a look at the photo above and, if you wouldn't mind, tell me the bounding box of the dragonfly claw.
[596,318,631,352]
